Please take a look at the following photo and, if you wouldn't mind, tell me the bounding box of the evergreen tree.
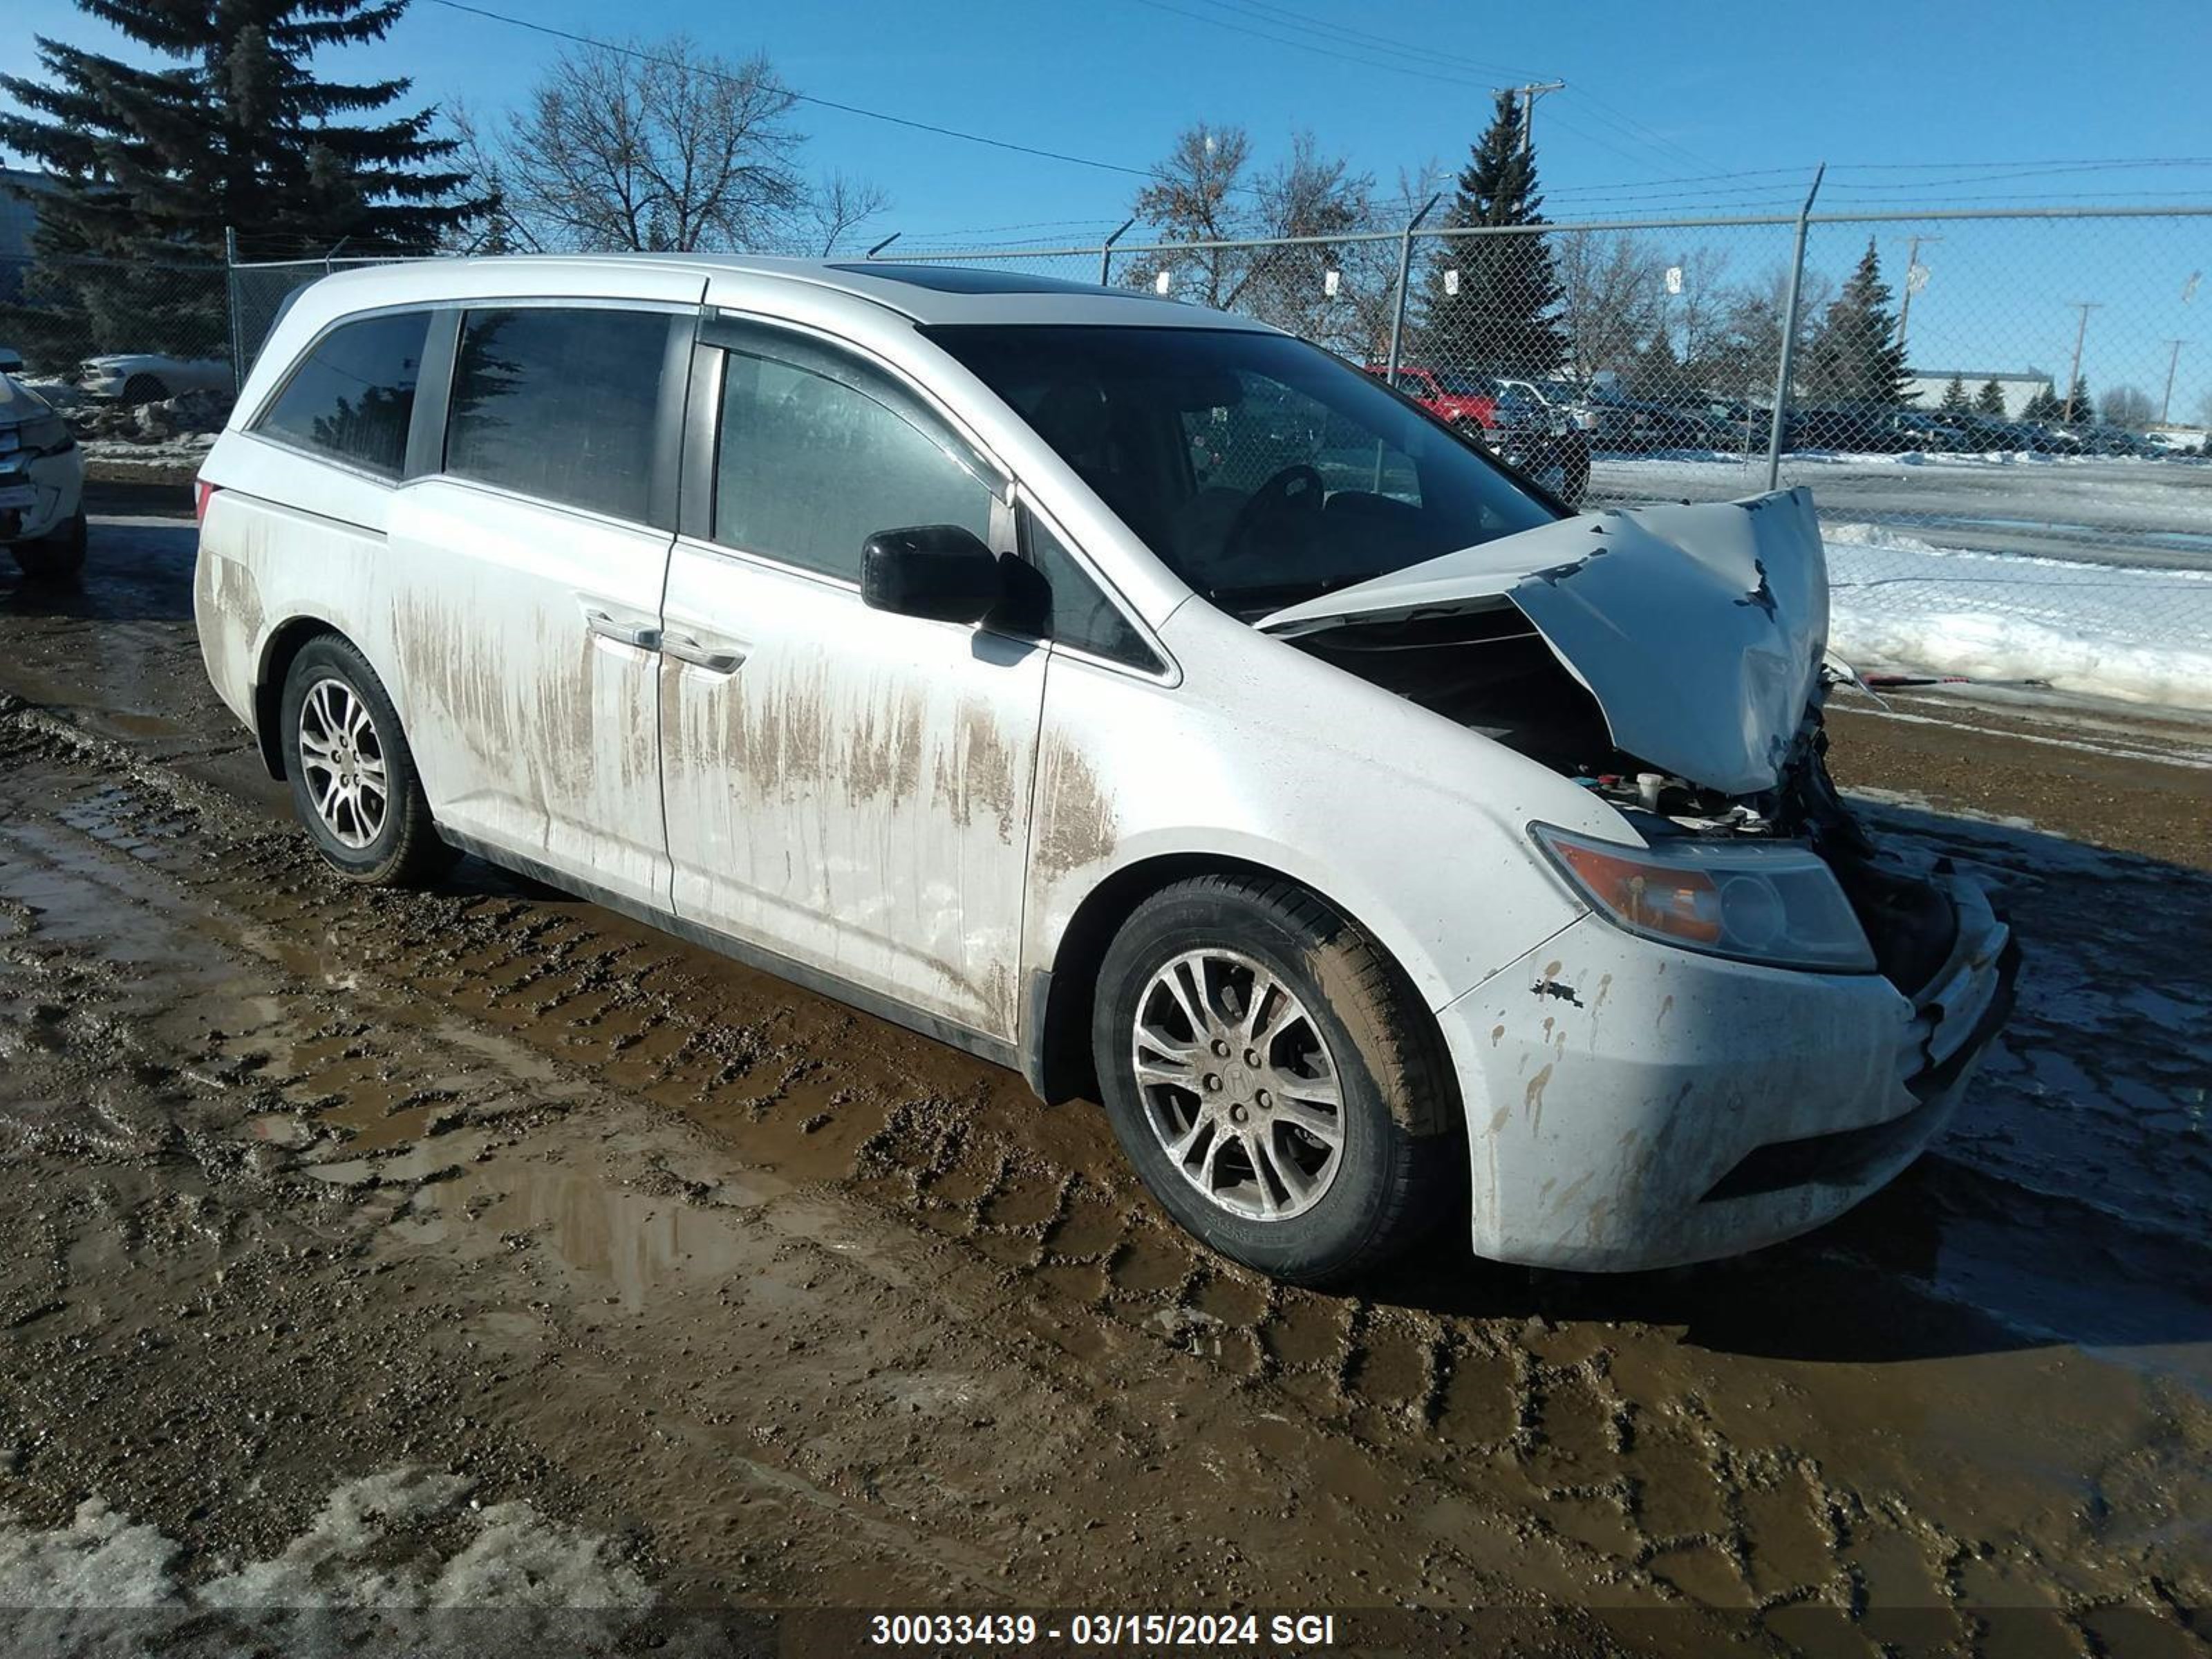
[2021,385,2063,422]
[1940,375,1971,415]
[1,1,484,363]
[1417,91,1565,377]
[1975,378,2007,418]
[1800,238,1909,406]
[2063,373,2094,424]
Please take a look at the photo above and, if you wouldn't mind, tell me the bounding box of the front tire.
[10,510,87,583]
[1092,874,1463,1286]
[279,633,453,887]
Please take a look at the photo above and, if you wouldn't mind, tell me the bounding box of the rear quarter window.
[254,310,430,478]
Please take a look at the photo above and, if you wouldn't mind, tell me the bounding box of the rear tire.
[1092,874,1463,1287]
[9,511,87,583]
[279,632,454,888]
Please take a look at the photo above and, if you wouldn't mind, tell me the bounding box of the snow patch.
[0,1500,181,1609]
[1823,521,2212,711]
[0,1467,651,1617]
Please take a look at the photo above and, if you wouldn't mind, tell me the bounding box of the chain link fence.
[13,209,2211,711]
[1,252,236,475]
[226,252,417,389]
[1,252,231,377]
[888,207,2212,711]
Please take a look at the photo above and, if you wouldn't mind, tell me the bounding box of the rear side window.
[714,346,995,581]
[446,307,673,522]
[256,310,429,478]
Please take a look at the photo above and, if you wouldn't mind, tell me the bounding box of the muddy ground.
[0,501,2206,1656]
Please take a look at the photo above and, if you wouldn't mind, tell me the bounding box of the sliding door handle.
[583,608,662,650]
[664,632,748,673]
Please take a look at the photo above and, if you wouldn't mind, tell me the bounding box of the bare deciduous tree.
[1130,121,1257,311]
[1555,232,1660,382]
[800,169,892,257]
[497,36,806,253]
[1125,122,1377,353]
[2100,384,2154,429]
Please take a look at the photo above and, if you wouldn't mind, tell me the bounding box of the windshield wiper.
[1206,573,1378,612]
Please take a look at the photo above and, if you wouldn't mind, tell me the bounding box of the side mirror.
[860,524,1005,624]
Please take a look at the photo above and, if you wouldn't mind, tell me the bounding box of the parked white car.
[78,352,235,403]
[0,371,87,581]
[191,256,2016,1282]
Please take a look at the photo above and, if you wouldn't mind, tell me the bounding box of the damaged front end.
[1259,486,1985,1003]
[1262,489,2018,1266]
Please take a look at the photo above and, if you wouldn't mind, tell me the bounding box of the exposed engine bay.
[1266,490,1967,997]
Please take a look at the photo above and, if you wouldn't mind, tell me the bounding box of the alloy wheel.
[1130,948,1345,1221]
[297,677,388,849]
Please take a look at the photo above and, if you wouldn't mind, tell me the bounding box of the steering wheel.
[1220,463,1327,568]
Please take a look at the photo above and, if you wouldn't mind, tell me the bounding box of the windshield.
[930,325,1556,612]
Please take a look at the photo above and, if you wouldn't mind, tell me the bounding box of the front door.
[659,320,1045,1042]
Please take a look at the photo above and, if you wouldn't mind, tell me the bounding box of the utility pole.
[2063,301,2101,422]
[2160,338,2189,424]
[1894,233,1941,357]
[1765,162,1826,491]
[1499,80,1566,155]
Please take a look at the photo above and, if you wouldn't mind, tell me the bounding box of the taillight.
[194,480,217,525]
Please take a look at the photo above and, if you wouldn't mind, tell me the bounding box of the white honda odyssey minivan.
[193,255,2015,1283]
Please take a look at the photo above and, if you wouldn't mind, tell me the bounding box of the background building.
[1902,368,2055,418]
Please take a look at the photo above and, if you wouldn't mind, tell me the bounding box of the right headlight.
[1530,823,1876,973]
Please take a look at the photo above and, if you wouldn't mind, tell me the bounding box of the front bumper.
[0,446,84,545]
[1436,866,2015,1271]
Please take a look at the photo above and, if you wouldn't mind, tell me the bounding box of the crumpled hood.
[1258,487,1830,796]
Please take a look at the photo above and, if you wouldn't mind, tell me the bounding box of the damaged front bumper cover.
[1437,867,2017,1273]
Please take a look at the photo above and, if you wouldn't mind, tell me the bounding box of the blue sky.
[7,0,2211,415]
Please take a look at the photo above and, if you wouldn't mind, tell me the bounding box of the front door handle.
[664,632,747,674]
[583,608,662,650]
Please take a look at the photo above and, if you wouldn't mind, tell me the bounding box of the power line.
[1823,186,2212,205]
[1156,0,1724,185]
[1558,91,1725,179]
[1543,165,1826,194]
[421,0,1157,184]
[413,4,2212,231]
[1824,160,2212,193]
[1123,0,1521,90]
[1544,158,2212,197]
[1829,154,2212,171]
[1173,0,1542,81]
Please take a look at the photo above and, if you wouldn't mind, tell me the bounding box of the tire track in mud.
[2,706,2206,1642]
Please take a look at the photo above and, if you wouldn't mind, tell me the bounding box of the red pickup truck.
[1365,363,1591,507]
[1372,365,1499,433]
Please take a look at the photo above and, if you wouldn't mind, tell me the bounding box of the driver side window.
[713,341,997,582]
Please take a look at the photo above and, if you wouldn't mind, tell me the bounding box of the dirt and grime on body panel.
[0,509,2207,1653]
